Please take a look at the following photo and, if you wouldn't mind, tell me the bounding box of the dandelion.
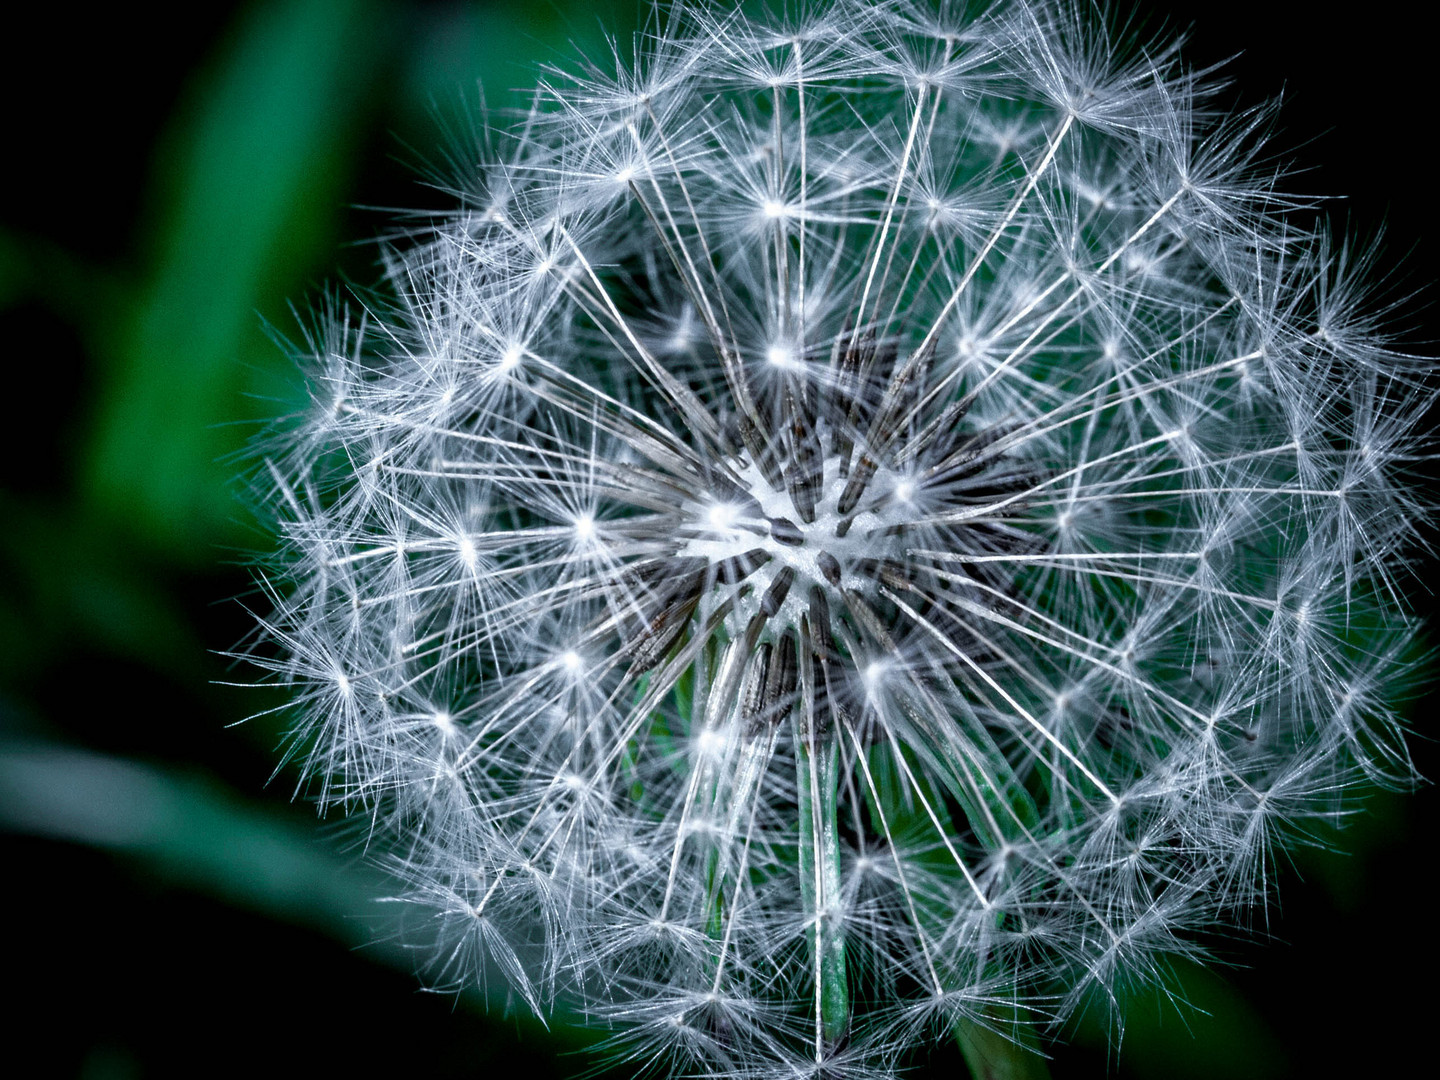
[244,1,1433,1076]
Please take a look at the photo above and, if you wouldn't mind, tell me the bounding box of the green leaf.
[956,1017,1053,1080]
[83,0,386,557]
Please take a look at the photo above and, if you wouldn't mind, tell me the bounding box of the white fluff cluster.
[247,1,1432,1075]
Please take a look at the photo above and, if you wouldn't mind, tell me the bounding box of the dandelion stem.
[795,723,849,1055]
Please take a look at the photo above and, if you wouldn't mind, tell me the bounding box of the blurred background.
[2,1,1436,1076]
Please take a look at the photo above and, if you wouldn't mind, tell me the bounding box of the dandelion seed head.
[245,1,1434,1075]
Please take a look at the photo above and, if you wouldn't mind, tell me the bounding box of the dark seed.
[770,517,804,546]
[711,548,770,586]
[762,566,796,616]
[837,454,878,516]
[760,629,799,729]
[627,594,700,673]
[741,643,773,738]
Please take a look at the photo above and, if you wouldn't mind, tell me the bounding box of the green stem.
[796,728,849,1053]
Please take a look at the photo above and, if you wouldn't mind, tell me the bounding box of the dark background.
[2,2,1435,1076]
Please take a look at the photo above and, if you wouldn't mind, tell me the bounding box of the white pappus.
[243,1,1434,1076]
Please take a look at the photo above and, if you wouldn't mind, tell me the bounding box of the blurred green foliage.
[1,1,1436,1076]
[82,0,633,560]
